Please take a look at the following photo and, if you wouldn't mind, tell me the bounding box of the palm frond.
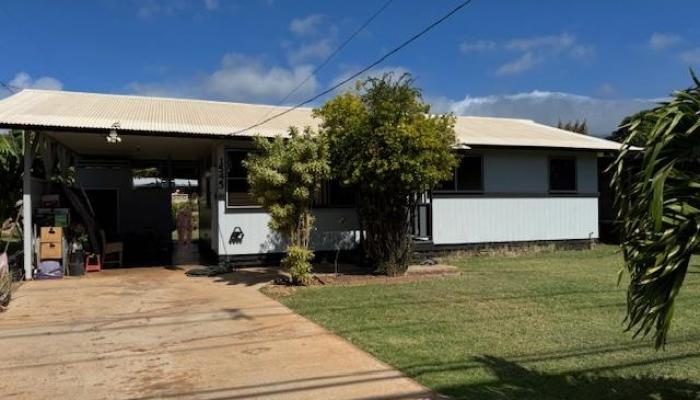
[611,73,700,348]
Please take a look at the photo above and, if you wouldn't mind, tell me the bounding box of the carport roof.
[0,89,624,151]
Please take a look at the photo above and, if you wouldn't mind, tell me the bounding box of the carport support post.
[22,130,33,280]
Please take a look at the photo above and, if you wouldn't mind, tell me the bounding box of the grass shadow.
[435,355,700,400]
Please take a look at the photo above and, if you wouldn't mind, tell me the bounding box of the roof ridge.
[18,88,315,112]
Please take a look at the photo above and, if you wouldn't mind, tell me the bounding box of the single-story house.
[0,89,624,279]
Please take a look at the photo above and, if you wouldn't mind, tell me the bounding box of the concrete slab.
[0,267,438,400]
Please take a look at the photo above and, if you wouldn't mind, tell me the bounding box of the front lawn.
[267,245,700,399]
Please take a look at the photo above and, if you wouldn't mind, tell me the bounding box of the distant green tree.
[245,127,330,285]
[314,74,458,275]
[557,120,588,134]
[611,72,700,348]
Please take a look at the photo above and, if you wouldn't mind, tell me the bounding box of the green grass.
[268,245,700,399]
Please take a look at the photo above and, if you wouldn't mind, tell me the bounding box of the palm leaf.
[611,72,700,348]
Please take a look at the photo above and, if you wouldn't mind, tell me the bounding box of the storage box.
[36,260,62,279]
[40,242,62,260]
[40,227,63,243]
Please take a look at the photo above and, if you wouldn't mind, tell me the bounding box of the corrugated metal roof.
[0,89,624,150]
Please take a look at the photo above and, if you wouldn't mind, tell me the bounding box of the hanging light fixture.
[106,122,122,144]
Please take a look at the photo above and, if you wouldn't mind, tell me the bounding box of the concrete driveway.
[0,267,436,400]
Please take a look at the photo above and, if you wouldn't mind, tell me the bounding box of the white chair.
[100,230,123,267]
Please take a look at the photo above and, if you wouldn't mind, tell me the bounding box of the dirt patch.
[264,263,460,291]
[260,284,299,298]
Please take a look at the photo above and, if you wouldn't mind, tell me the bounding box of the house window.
[225,150,255,207]
[315,180,356,207]
[549,157,577,192]
[437,155,483,191]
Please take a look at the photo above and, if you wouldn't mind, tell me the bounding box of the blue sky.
[1,0,699,136]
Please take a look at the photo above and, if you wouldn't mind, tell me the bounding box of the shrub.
[281,245,314,286]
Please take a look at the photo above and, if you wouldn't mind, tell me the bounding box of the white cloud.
[136,0,187,18]
[596,83,617,97]
[680,47,700,65]
[129,53,319,104]
[287,38,333,65]
[459,40,496,53]
[9,72,63,91]
[465,33,594,76]
[505,33,575,52]
[649,32,683,51]
[135,0,219,18]
[431,91,657,137]
[570,44,596,60]
[203,0,219,10]
[495,52,540,76]
[289,14,325,36]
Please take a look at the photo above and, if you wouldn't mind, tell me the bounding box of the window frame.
[434,153,484,193]
[224,148,258,208]
[548,156,578,194]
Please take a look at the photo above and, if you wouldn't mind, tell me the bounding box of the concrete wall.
[431,149,600,245]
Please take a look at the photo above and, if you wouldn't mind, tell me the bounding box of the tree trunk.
[359,192,412,276]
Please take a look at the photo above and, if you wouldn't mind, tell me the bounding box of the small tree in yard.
[314,74,458,276]
[245,127,330,285]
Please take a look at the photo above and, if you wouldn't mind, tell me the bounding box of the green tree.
[314,74,458,276]
[245,127,330,285]
[611,72,700,348]
[608,110,657,146]
[0,131,25,222]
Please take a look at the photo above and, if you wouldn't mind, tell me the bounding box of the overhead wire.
[230,0,475,136]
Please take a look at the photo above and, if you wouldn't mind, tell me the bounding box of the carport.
[0,90,223,278]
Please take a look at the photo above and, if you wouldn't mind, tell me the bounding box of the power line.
[265,0,394,112]
[0,80,19,94]
[231,0,474,136]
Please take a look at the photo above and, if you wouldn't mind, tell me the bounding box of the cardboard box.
[40,227,63,243]
[40,242,62,260]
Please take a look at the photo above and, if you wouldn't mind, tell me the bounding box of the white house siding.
[214,205,360,256]
[432,197,598,244]
[431,149,600,245]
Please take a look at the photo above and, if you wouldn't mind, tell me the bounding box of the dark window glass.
[437,176,455,191]
[437,155,483,191]
[226,151,247,178]
[549,158,577,192]
[456,156,483,191]
[314,180,356,207]
[226,150,255,206]
[328,181,355,206]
